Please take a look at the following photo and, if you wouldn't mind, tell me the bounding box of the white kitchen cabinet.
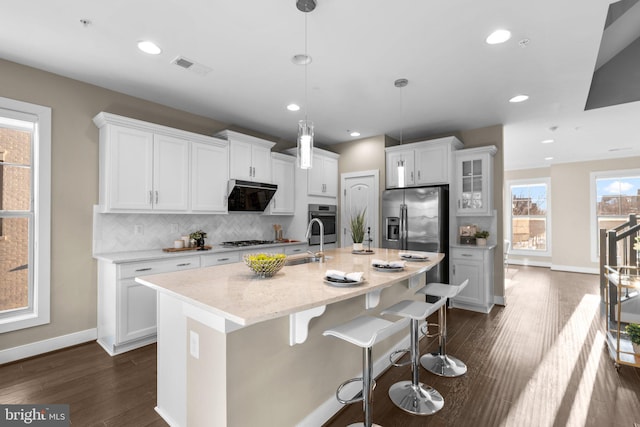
[94,112,227,213]
[269,153,295,215]
[385,136,463,189]
[191,139,229,213]
[386,148,415,188]
[454,145,497,216]
[216,130,275,183]
[96,123,188,212]
[97,256,200,355]
[450,246,494,313]
[201,251,241,267]
[153,134,190,211]
[307,149,339,198]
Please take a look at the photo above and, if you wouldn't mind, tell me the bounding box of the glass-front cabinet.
[455,146,497,216]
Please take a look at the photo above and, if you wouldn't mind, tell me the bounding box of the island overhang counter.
[136,247,443,426]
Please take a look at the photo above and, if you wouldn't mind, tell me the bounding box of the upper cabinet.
[308,149,339,198]
[454,145,497,216]
[215,130,275,183]
[94,112,228,214]
[385,136,463,189]
[268,153,295,215]
[191,139,229,213]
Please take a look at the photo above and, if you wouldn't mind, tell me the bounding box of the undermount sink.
[285,256,332,266]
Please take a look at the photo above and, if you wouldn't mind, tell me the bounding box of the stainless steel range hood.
[227,179,278,212]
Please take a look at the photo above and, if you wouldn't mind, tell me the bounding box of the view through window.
[0,119,33,313]
[0,98,50,333]
[509,181,549,253]
[594,173,640,262]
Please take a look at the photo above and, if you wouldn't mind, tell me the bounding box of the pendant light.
[395,78,408,187]
[296,0,316,169]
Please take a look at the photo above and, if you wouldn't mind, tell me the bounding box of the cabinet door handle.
[135,267,152,272]
[461,254,473,257]
[252,166,255,177]
[155,191,159,204]
[417,170,421,180]
[291,249,302,253]
[410,171,414,181]
[273,198,276,209]
[249,166,252,177]
[149,191,153,204]
[176,262,191,267]
[217,257,229,262]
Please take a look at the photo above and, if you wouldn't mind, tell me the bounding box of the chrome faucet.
[305,218,325,262]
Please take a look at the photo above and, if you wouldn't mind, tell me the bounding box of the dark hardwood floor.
[325,266,640,427]
[1,266,639,426]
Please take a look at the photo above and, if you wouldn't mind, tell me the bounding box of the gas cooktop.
[220,240,275,248]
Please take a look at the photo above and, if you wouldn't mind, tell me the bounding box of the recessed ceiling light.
[287,104,301,111]
[350,131,361,137]
[541,139,554,144]
[544,156,554,161]
[509,94,529,103]
[486,29,511,45]
[291,54,312,65]
[137,40,162,55]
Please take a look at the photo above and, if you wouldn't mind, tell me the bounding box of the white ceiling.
[2,0,639,170]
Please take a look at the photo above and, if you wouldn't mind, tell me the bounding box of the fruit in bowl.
[243,253,287,278]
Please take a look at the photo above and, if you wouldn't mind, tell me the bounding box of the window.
[0,97,51,333]
[591,169,640,261]
[507,179,551,256]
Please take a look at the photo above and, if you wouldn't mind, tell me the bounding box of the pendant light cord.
[304,12,309,123]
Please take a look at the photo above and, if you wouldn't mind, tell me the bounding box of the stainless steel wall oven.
[308,204,337,245]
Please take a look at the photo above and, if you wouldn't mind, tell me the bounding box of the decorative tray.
[163,245,212,252]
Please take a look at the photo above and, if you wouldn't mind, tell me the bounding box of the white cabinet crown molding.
[93,112,226,147]
[455,145,498,157]
[214,129,276,150]
[384,135,464,153]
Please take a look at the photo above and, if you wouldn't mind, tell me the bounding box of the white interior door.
[341,170,379,248]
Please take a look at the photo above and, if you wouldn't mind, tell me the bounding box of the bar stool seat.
[324,315,410,427]
[415,279,470,377]
[381,298,446,415]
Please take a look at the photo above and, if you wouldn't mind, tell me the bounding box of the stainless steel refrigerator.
[381,186,448,284]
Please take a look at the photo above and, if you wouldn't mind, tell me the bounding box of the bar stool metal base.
[420,352,468,377]
[346,423,382,427]
[388,381,444,415]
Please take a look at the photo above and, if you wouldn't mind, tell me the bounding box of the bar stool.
[380,298,447,415]
[416,279,470,377]
[323,315,410,427]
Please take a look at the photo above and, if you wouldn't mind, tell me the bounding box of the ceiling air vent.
[171,56,212,76]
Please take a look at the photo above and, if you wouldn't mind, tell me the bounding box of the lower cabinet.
[97,256,200,355]
[450,246,495,313]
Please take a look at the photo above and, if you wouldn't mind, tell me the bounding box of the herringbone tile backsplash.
[93,206,294,253]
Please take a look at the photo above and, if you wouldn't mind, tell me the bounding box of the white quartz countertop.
[94,240,307,263]
[136,247,444,327]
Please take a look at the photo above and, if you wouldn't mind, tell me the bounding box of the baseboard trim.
[507,259,551,268]
[295,332,412,427]
[550,265,599,275]
[494,295,506,306]
[0,328,97,365]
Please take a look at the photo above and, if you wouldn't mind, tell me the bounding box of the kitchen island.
[136,247,443,426]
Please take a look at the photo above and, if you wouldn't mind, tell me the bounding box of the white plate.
[400,255,429,262]
[372,264,404,272]
[323,276,365,287]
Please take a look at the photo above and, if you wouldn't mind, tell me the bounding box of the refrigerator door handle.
[400,203,408,250]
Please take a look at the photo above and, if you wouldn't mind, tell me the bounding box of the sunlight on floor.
[566,331,605,426]
[500,294,600,427]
